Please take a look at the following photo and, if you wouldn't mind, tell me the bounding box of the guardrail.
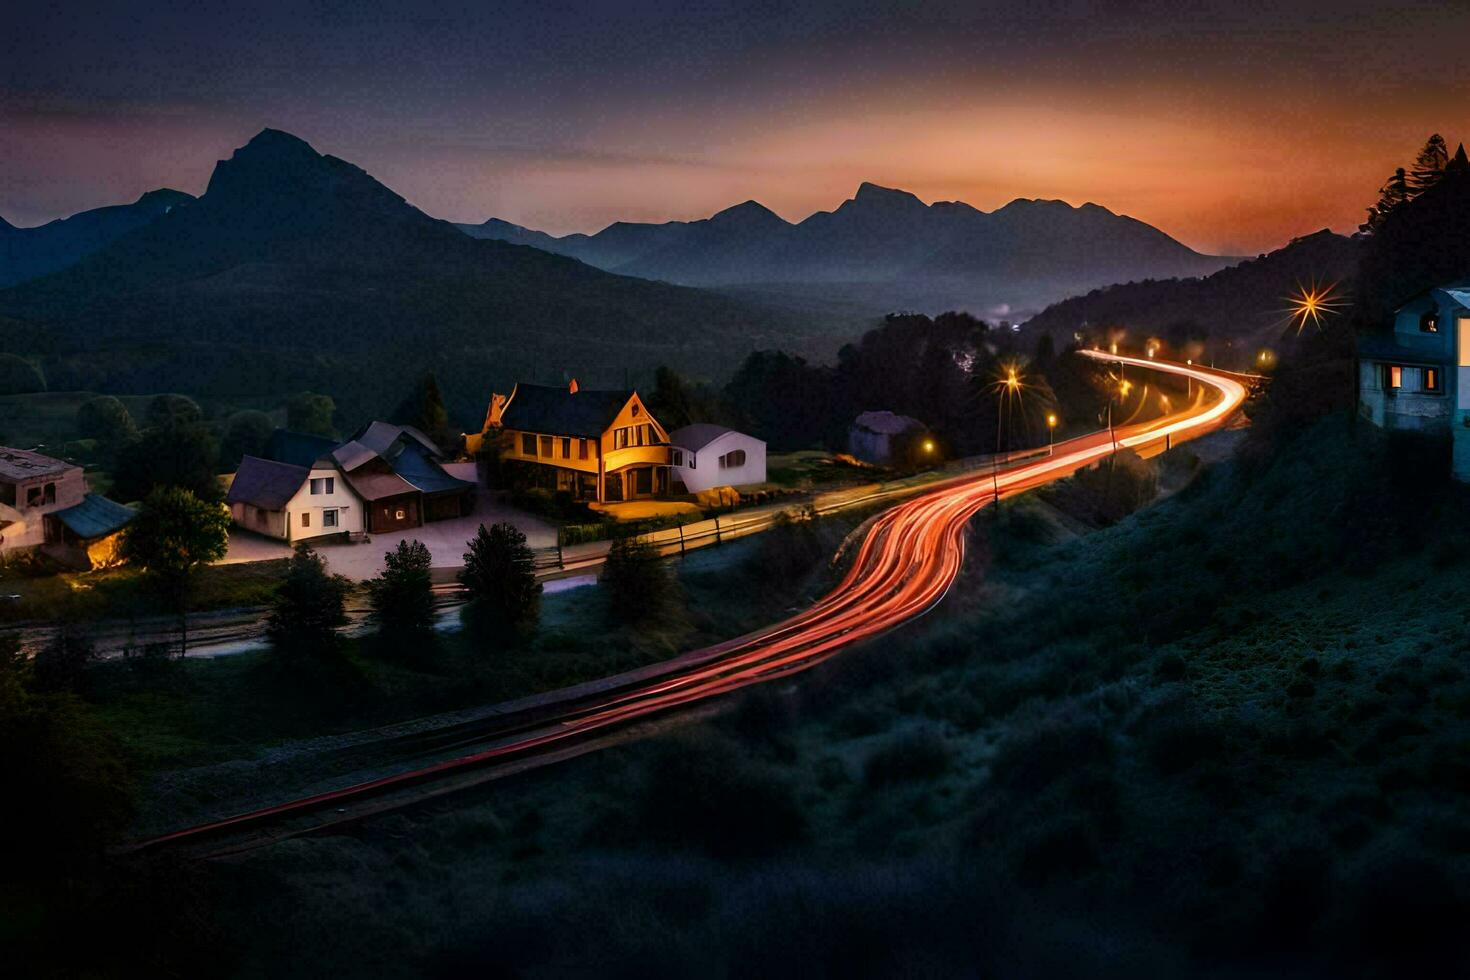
[523,444,1059,577]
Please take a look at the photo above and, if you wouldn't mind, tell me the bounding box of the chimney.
[568,378,579,394]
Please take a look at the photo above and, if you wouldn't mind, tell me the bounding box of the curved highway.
[133,354,1247,855]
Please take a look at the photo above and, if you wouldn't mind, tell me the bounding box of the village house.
[0,445,134,567]
[848,410,928,466]
[485,380,673,502]
[669,424,767,493]
[226,422,474,540]
[0,446,87,554]
[1358,279,1470,479]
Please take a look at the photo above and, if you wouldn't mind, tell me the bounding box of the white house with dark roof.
[227,455,365,542]
[669,424,767,492]
[1358,280,1470,479]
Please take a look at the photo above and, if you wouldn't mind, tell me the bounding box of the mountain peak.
[709,199,785,228]
[852,182,927,209]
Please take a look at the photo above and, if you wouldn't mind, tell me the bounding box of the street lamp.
[1108,376,1131,453]
[992,365,1022,503]
[1046,412,1058,454]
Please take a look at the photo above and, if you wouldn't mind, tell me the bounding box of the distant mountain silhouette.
[0,188,194,288]
[458,182,1240,309]
[0,130,829,424]
[1020,229,1362,366]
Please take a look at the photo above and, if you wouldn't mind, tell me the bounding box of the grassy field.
[0,559,289,624]
[152,415,1470,977]
[83,513,860,789]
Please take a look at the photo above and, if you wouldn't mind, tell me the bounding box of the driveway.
[223,492,558,581]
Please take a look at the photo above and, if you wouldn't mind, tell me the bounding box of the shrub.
[266,544,351,661]
[31,624,95,694]
[75,395,138,447]
[144,393,202,429]
[367,539,436,648]
[459,522,542,639]
[863,727,954,787]
[600,535,677,626]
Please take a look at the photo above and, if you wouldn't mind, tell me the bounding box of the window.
[578,438,589,460]
[43,483,55,504]
[256,506,269,524]
[1425,367,1444,393]
[395,509,406,520]
[672,449,684,467]
[26,486,42,507]
[1460,317,1470,368]
[540,435,553,458]
[323,509,338,528]
[521,433,536,455]
[631,403,641,417]
[720,449,747,469]
[635,426,646,447]
[690,454,696,469]
[615,428,629,449]
[0,482,13,507]
[301,511,310,528]
[1384,364,1402,394]
[562,437,571,458]
[309,476,334,495]
[1421,310,1440,333]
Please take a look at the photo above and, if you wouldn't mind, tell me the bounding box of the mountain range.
[458,182,1241,313]
[0,130,832,424]
[0,188,195,288]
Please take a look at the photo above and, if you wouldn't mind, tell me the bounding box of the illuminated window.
[1384,364,1402,391]
[1460,318,1470,368]
[395,509,406,520]
[1421,311,1440,333]
[521,433,536,455]
[1425,367,1443,393]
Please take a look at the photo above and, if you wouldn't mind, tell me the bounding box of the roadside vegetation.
[157,415,1470,977]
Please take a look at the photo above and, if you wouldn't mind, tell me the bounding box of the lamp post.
[1046,413,1057,454]
[993,367,1020,503]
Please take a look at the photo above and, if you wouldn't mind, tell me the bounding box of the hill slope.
[0,188,195,288]
[1020,229,1362,365]
[0,131,835,424]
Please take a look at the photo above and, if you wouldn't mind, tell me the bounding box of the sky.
[4,0,1470,255]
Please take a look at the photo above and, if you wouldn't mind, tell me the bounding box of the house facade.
[227,455,366,542]
[1358,281,1470,479]
[669,424,767,493]
[490,380,673,502]
[227,423,476,540]
[0,446,87,555]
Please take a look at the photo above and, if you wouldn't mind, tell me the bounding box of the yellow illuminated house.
[484,380,673,502]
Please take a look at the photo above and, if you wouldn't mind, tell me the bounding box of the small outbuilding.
[848,411,927,466]
[44,493,136,569]
[669,424,767,493]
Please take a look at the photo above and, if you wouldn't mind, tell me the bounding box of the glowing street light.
[922,439,935,454]
[990,362,1026,503]
[1046,412,1058,453]
[1283,279,1346,334]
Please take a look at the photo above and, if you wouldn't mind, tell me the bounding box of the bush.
[637,732,805,859]
[863,727,954,787]
[285,391,336,438]
[31,624,95,694]
[600,535,677,626]
[366,539,435,648]
[75,395,138,447]
[459,522,542,639]
[266,544,351,660]
[144,393,202,429]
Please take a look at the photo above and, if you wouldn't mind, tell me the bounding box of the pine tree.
[1409,134,1450,196]
[393,373,453,451]
[1361,167,1412,235]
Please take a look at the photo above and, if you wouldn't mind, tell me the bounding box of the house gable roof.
[0,446,76,482]
[350,421,441,458]
[499,383,636,439]
[670,423,760,452]
[387,441,476,496]
[51,493,136,539]
[226,456,309,510]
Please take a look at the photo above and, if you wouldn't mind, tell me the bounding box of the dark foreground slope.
[0,131,835,423]
[132,416,1470,978]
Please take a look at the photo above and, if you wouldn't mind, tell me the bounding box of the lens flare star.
[1282,279,1347,334]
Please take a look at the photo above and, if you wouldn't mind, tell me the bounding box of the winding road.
[132,354,1248,856]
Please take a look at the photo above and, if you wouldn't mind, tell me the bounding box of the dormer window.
[1421,310,1440,333]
